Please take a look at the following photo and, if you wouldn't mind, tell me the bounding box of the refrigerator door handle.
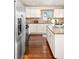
[26,25,29,29]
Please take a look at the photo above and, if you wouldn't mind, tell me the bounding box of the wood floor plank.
[23,35,55,59]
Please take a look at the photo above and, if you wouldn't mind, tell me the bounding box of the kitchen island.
[47,26,64,59]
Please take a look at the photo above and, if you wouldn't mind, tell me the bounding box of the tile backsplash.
[55,18,64,25]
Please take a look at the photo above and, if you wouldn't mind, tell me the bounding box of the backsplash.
[50,18,64,25]
[26,18,47,24]
[55,18,64,25]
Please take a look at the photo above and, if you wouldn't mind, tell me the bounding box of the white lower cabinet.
[43,24,47,33]
[37,24,44,33]
[29,24,46,34]
[54,34,64,59]
[47,28,64,59]
[29,24,37,33]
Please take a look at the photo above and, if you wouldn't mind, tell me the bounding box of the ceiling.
[21,0,64,7]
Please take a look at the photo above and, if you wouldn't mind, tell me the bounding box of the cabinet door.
[35,9,41,17]
[29,24,31,34]
[31,9,41,17]
[43,24,46,33]
[51,32,55,57]
[47,28,52,50]
[26,8,41,17]
[37,24,47,34]
[50,29,54,52]
[46,28,49,42]
[55,34,64,59]
[31,24,37,33]
[54,9,64,18]
[47,28,55,57]
[30,9,36,17]
[29,24,46,34]
[29,24,37,34]
[37,24,44,33]
[26,9,31,17]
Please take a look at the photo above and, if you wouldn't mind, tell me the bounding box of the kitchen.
[15,0,64,59]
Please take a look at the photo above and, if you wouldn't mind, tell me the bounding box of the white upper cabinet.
[26,8,31,17]
[54,9,64,18]
[26,8,41,18]
[31,9,41,17]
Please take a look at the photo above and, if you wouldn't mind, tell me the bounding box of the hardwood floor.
[23,35,55,59]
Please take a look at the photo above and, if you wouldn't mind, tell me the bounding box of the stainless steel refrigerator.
[14,0,29,59]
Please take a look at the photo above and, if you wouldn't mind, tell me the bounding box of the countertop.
[47,26,64,34]
[26,18,47,24]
